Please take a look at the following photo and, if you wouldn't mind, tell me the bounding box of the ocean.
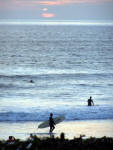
[0,23,113,123]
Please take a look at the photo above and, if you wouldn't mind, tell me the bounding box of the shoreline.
[0,119,113,140]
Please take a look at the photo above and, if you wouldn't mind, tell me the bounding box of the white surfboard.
[38,116,65,128]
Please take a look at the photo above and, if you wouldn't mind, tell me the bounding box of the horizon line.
[0,20,113,26]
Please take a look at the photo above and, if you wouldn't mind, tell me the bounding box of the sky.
[0,0,113,21]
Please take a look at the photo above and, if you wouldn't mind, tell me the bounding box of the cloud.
[0,0,113,13]
[1,0,113,6]
[38,0,113,6]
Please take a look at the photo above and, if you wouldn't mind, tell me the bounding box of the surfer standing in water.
[87,96,94,106]
[49,113,55,133]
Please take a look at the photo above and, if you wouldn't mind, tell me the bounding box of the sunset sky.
[0,0,113,20]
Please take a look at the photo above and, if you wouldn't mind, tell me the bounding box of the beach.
[0,119,113,140]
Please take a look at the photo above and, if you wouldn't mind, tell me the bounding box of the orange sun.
[42,13,55,18]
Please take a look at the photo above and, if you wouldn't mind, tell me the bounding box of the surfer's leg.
[52,125,55,132]
[50,126,52,133]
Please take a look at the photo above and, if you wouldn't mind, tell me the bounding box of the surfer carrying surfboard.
[49,113,55,133]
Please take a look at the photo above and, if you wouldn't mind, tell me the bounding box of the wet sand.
[0,119,113,140]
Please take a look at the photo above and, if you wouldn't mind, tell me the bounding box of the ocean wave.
[0,71,113,90]
[0,72,113,79]
[0,83,16,88]
[0,81,112,90]
[0,105,113,122]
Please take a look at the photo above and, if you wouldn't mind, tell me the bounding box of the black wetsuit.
[88,98,94,106]
[49,116,55,133]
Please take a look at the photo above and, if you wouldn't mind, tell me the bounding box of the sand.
[0,119,113,140]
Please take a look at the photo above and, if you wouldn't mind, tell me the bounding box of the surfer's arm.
[92,100,94,106]
[52,119,55,125]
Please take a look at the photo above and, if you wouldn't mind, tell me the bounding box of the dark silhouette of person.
[30,80,34,83]
[87,96,94,106]
[49,113,55,133]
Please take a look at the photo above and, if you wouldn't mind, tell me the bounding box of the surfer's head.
[50,113,53,117]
